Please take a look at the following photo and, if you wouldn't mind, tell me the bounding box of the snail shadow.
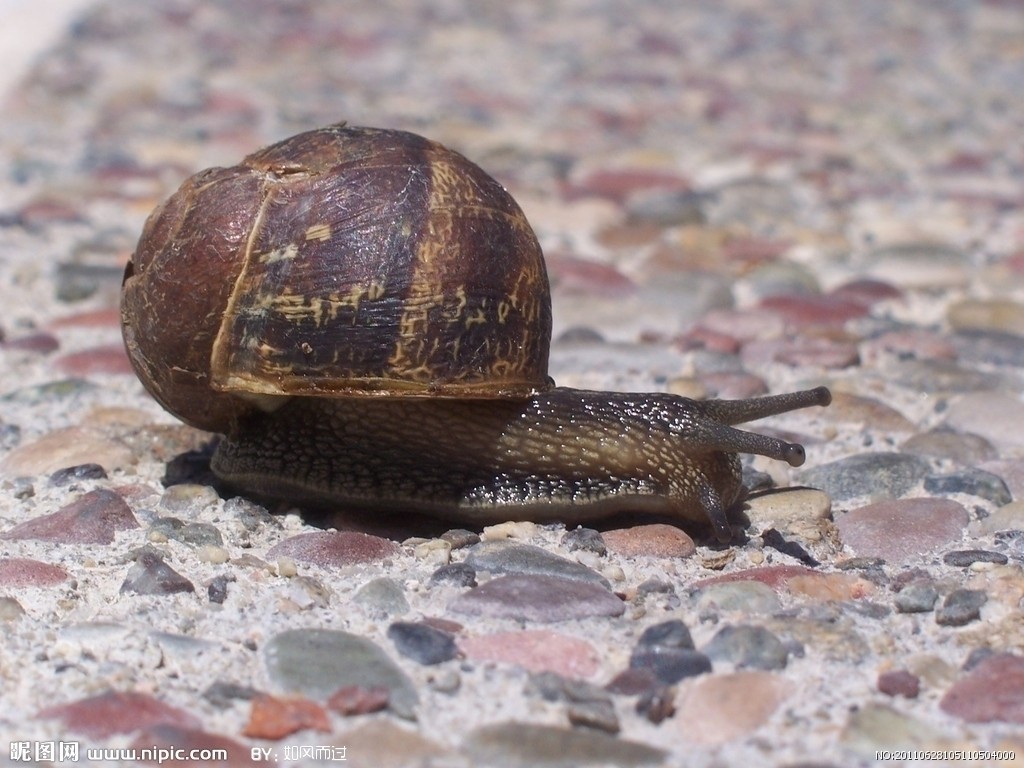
[163,445,754,544]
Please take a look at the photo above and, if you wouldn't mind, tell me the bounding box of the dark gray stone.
[465,540,609,588]
[935,589,987,627]
[798,452,930,502]
[264,628,418,718]
[925,469,1013,506]
[703,625,789,670]
[387,621,458,665]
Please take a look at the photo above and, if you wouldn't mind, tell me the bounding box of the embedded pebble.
[463,722,665,767]
[673,671,793,746]
[940,654,1024,724]
[352,577,409,618]
[694,581,782,615]
[266,531,399,568]
[629,620,712,684]
[894,582,939,614]
[242,693,330,739]
[430,562,478,587]
[600,523,696,558]
[326,686,390,716]
[48,462,107,485]
[560,526,607,555]
[263,629,418,718]
[901,428,997,464]
[387,621,459,666]
[36,691,200,739]
[464,540,610,587]
[149,517,224,547]
[877,670,920,699]
[835,498,969,565]
[924,469,1012,506]
[449,575,625,622]
[120,551,195,596]
[841,703,944,757]
[935,589,987,626]
[798,452,930,503]
[942,549,1008,567]
[459,629,603,680]
[702,625,789,670]
[0,558,69,588]
[743,489,832,531]
[2,489,138,544]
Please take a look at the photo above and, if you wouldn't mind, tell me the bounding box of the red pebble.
[243,694,330,739]
[877,670,920,698]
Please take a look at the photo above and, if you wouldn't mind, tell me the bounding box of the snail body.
[121,124,830,541]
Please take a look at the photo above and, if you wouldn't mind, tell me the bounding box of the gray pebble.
[264,628,418,717]
[465,540,609,588]
[924,469,1012,506]
[387,621,458,665]
[120,551,194,596]
[901,428,997,464]
[894,582,939,613]
[636,619,694,650]
[450,574,625,622]
[203,681,258,709]
[149,517,224,547]
[48,463,107,486]
[224,497,280,531]
[430,562,478,587]
[440,528,480,549]
[630,620,710,683]
[952,329,1024,367]
[561,526,607,556]
[935,589,987,626]
[702,625,789,670]
[353,577,409,618]
[798,452,930,503]
[207,575,233,604]
[694,581,782,615]
[942,549,1008,567]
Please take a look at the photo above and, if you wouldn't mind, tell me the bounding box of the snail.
[120,124,830,541]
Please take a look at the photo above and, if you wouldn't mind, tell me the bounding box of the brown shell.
[120,124,553,432]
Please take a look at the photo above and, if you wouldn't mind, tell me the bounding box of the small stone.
[412,538,451,565]
[940,653,1024,723]
[159,483,221,512]
[601,523,696,558]
[935,589,987,626]
[694,581,782,615]
[430,562,477,587]
[387,621,458,665]
[440,528,480,549]
[203,682,259,709]
[120,551,195,596]
[835,498,969,565]
[567,698,619,734]
[264,629,418,718]
[894,582,939,613]
[149,517,224,547]
[0,558,69,588]
[465,540,609,587]
[673,671,793,746]
[36,691,200,739]
[3,489,139,544]
[352,577,409,618]
[743,489,832,531]
[901,428,997,464]
[326,686,390,716]
[561,526,607,555]
[798,452,930,503]
[703,625,789,670]
[449,574,624,622]
[48,462,108,485]
[630,620,711,684]
[924,469,1013,506]
[242,694,330,739]
[877,670,920,698]
[942,549,1008,567]
[55,344,134,376]
[948,298,1024,335]
[207,575,233,604]
[460,630,601,679]
[464,722,665,767]
[266,531,399,568]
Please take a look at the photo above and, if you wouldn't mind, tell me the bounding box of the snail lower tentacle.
[211,386,830,541]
